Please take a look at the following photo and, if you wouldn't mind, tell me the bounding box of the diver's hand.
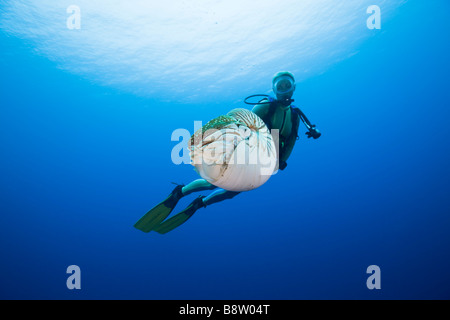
[306,126,321,139]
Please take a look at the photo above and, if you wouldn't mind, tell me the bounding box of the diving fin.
[154,196,206,234]
[134,184,184,233]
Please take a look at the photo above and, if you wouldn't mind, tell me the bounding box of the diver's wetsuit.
[252,98,300,170]
[181,98,300,205]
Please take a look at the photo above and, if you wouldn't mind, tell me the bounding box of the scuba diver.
[134,71,321,234]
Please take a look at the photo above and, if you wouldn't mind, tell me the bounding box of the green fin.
[154,196,205,234]
[134,185,184,233]
[152,211,193,234]
[134,201,174,233]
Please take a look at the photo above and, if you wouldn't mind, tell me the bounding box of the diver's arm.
[279,108,321,169]
[280,143,295,166]
[297,108,321,139]
[278,125,298,168]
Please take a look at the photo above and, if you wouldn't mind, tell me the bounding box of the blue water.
[1,0,450,300]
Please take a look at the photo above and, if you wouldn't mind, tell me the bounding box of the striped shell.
[189,108,277,191]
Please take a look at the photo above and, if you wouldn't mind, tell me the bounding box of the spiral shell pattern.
[189,108,277,191]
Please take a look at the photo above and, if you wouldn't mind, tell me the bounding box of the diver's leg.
[181,179,217,196]
[202,189,240,206]
[134,179,216,233]
[153,195,206,234]
[153,189,240,234]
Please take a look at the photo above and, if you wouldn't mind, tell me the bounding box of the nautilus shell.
[189,108,277,191]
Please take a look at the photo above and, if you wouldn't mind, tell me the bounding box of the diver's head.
[272,71,296,106]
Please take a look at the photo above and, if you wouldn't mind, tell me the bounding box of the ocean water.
[0,0,449,300]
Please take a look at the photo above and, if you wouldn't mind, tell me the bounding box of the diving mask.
[273,75,295,96]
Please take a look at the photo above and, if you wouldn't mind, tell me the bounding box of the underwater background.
[0,0,449,300]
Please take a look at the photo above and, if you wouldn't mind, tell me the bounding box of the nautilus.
[189,108,277,191]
